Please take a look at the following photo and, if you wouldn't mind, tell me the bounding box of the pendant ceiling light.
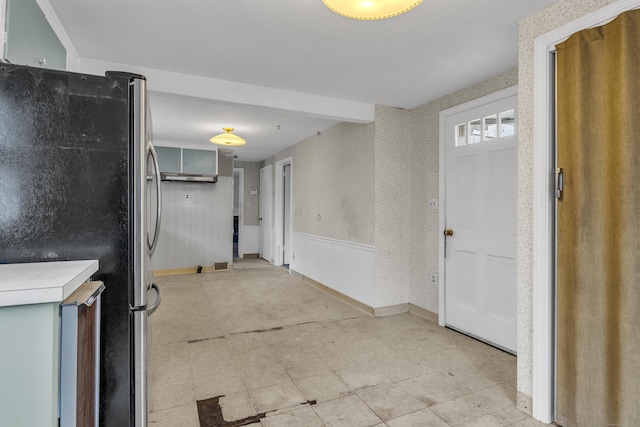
[210,127,246,146]
[322,0,422,20]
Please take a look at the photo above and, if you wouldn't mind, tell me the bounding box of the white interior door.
[260,166,272,263]
[443,91,518,352]
[282,163,291,265]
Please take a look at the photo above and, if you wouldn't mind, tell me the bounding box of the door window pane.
[454,109,516,147]
[500,109,515,137]
[455,123,467,147]
[469,119,482,144]
[483,114,498,140]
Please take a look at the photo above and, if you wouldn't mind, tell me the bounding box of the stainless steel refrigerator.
[0,64,162,426]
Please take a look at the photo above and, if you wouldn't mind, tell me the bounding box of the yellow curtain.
[555,8,640,427]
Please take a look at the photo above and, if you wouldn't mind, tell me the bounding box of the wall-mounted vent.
[214,262,228,271]
[160,172,217,183]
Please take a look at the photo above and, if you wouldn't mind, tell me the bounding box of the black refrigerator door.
[0,65,134,426]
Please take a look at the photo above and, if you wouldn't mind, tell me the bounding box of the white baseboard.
[374,304,409,317]
[408,304,439,324]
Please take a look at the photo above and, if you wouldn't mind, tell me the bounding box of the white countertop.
[0,260,99,307]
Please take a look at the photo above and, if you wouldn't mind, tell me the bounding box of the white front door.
[260,165,272,263]
[442,89,518,352]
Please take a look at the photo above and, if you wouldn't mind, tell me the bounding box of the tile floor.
[148,259,549,427]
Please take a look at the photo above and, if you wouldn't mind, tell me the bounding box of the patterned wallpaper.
[263,122,376,246]
[374,105,415,307]
[517,0,618,399]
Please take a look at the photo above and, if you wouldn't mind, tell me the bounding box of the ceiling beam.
[77,58,375,124]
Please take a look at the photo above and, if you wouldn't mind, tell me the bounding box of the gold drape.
[555,8,640,427]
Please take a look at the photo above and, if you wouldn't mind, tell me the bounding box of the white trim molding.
[0,0,6,59]
[532,0,640,422]
[291,232,375,307]
[77,58,374,124]
[259,164,273,263]
[438,85,518,328]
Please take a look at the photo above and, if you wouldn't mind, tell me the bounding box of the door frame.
[274,157,292,267]
[260,164,273,263]
[438,85,518,327]
[532,0,640,422]
[233,167,244,258]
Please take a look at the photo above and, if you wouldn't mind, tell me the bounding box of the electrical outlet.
[431,274,438,284]
[428,199,438,210]
[185,193,190,200]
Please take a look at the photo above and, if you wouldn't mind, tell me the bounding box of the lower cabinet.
[0,302,62,427]
[0,281,103,427]
[0,260,100,427]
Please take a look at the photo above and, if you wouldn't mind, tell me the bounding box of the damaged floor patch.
[197,396,318,427]
[197,396,266,427]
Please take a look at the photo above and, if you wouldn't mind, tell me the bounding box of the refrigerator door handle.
[148,142,162,254]
[148,283,162,316]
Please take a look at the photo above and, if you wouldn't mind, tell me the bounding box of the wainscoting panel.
[242,225,260,255]
[291,232,375,307]
[151,177,233,270]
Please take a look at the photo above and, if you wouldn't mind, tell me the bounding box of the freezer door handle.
[148,283,162,316]
[148,143,162,254]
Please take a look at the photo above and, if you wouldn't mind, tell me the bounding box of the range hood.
[160,172,217,183]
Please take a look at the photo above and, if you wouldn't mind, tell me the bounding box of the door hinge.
[555,168,564,200]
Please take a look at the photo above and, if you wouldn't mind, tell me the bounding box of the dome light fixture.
[210,127,246,146]
[322,0,422,20]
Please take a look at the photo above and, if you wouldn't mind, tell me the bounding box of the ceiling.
[48,0,557,162]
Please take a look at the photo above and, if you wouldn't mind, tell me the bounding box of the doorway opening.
[274,157,292,268]
[531,2,640,422]
[233,168,244,259]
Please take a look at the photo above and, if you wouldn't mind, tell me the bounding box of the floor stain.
[188,336,225,344]
[197,396,266,427]
[228,320,318,335]
[197,396,318,427]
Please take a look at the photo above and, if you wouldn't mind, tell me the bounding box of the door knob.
[444,229,454,237]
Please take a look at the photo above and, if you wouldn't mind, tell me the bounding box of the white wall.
[243,225,260,254]
[262,122,376,302]
[151,178,233,270]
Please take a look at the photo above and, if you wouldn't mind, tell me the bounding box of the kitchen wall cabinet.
[156,146,181,172]
[155,146,217,175]
[3,0,66,70]
[183,149,217,174]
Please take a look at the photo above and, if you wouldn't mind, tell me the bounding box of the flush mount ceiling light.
[322,0,422,20]
[210,127,246,146]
